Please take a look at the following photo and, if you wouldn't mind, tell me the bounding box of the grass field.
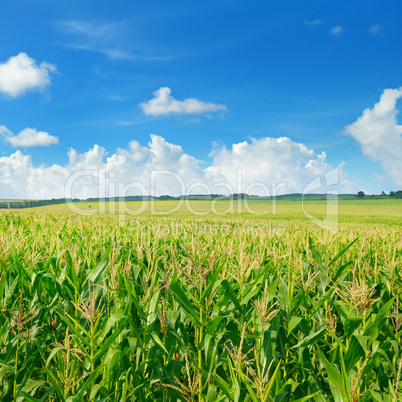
[30,198,402,219]
[0,199,401,400]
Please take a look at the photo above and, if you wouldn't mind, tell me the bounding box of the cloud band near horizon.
[0,134,345,199]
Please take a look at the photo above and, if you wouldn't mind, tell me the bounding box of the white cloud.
[0,126,59,147]
[369,25,381,35]
[0,134,346,199]
[345,88,402,186]
[205,137,333,193]
[331,26,344,37]
[55,20,132,60]
[0,53,57,98]
[0,151,33,199]
[140,87,227,117]
[54,20,171,61]
[304,20,323,26]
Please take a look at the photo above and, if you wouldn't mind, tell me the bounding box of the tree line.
[357,190,402,199]
[1,191,401,209]
[0,198,80,209]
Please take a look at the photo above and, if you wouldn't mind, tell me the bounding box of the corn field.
[0,210,401,401]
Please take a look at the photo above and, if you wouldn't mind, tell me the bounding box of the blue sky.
[1,0,402,198]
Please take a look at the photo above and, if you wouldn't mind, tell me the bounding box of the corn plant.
[0,209,400,400]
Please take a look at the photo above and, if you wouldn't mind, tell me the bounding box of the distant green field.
[25,198,402,225]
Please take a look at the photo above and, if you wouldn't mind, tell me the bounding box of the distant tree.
[381,191,386,196]
[396,191,402,199]
[390,191,396,198]
[357,191,365,198]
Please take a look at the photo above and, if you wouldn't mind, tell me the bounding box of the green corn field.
[0,202,401,401]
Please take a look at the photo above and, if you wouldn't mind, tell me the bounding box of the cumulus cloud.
[345,88,402,186]
[331,26,344,37]
[0,126,59,147]
[140,87,227,117]
[0,134,345,199]
[205,137,332,193]
[0,53,57,97]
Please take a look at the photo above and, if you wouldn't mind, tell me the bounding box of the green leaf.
[244,381,259,402]
[85,252,109,285]
[243,269,275,305]
[34,340,65,401]
[199,316,226,349]
[263,362,281,401]
[262,330,276,366]
[278,279,289,314]
[104,348,122,374]
[344,316,363,338]
[329,237,359,267]
[344,335,366,373]
[56,310,91,348]
[306,289,334,321]
[101,311,127,340]
[292,392,321,402]
[72,365,103,401]
[46,346,63,367]
[88,384,102,400]
[292,326,326,349]
[364,297,395,341]
[287,316,303,336]
[273,394,288,402]
[314,345,349,401]
[212,373,233,399]
[151,332,168,354]
[169,270,202,327]
[17,390,41,401]
[94,323,126,360]
[201,267,222,301]
[206,384,219,402]
[309,236,327,273]
[58,250,79,293]
[221,279,243,313]
[44,368,65,402]
[332,261,354,284]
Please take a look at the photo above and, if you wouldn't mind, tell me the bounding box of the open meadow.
[0,199,401,401]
